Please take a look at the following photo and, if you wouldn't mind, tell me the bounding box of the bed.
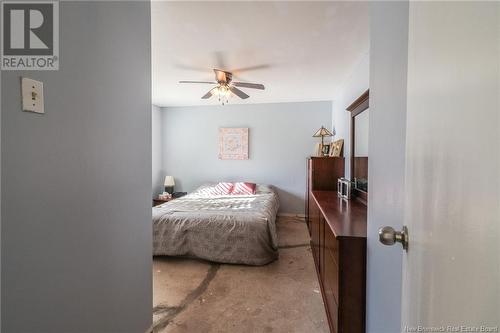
[152,183,280,265]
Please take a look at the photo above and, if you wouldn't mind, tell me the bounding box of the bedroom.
[149,1,500,332]
[150,1,368,332]
[0,1,498,333]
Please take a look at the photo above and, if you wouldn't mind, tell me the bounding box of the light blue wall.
[1,2,152,332]
[329,5,409,329]
[152,105,164,197]
[160,101,332,215]
[331,52,370,178]
[367,2,408,332]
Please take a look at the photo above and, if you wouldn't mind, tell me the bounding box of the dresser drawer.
[324,224,339,266]
[309,198,321,266]
[323,274,339,333]
[323,250,339,309]
[319,214,325,277]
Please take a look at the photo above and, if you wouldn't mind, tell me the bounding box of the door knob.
[378,226,408,251]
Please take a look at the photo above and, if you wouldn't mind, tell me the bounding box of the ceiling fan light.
[219,85,229,97]
[182,69,264,103]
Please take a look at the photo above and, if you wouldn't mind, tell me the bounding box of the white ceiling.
[152,1,369,107]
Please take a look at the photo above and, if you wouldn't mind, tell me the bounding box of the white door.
[400,2,500,331]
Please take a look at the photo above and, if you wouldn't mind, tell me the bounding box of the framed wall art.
[218,128,249,160]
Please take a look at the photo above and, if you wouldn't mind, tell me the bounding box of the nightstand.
[153,192,187,207]
[152,198,172,207]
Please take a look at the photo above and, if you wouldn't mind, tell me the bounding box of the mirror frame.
[346,89,369,204]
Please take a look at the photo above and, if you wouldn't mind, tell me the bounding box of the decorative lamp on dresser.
[306,91,369,333]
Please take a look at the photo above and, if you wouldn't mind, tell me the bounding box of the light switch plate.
[21,78,44,114]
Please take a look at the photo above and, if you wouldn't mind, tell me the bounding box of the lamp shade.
[164,176,175,187]
[312,126,334,137]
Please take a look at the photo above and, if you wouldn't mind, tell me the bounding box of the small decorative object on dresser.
[337,177,353,199]
[218,127,249,160]
[329,139,344,157]
[314,143,322,157]
[312,126,334,156]
[321,143,330,156]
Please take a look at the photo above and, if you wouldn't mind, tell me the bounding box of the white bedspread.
[152,184,279,265]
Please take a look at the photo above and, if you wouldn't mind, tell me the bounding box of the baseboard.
[278,213,306,218]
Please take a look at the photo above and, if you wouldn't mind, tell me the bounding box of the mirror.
[353,109,369,192]
[346,90,369,203]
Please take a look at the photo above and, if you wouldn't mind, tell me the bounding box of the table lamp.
[164,176,175,194]
[313,126,334,156]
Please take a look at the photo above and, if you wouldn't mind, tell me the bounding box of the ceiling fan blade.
[229,86,249,99]
[201,87,217,99]
[213,69,232,83]
[232,82,265,90]
[174,63,210,72]
[231,64,271,73]
[179,80,217,84]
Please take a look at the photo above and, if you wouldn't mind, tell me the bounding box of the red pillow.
[231,182,256,195]
[213,182,234,195]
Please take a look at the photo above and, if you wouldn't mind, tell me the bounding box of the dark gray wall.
[367,2,408,332]
[0,69,2,330]
[160,101,332,215]
[1,2,152,332]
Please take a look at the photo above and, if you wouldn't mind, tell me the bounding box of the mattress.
[152,184,279,265]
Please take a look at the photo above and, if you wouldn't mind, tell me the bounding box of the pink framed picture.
[218,128,249,160]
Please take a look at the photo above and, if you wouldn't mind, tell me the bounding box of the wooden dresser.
[306,158,367,333]
[306,157,345,233]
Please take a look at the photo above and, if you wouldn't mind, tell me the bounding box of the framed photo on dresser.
[329,139,344,157]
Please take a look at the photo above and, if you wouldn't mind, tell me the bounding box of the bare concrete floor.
[153,217,329,333]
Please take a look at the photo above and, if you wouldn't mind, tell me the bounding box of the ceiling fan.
[179,69,265,105]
